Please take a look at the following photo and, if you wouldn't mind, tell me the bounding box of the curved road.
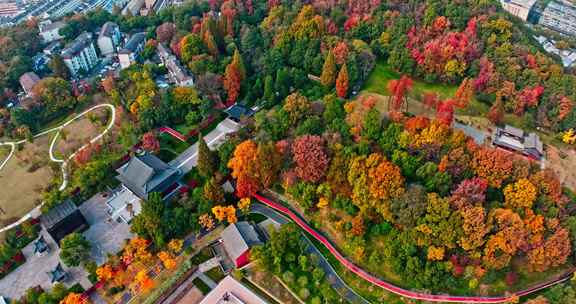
[253,193,574,303]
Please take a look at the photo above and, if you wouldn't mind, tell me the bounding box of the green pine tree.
[197,135,217,178]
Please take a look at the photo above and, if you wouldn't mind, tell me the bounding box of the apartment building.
[97,22,121,56]
[61,32,98,77]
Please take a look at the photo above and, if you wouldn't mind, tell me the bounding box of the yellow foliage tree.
[135,270,154,291]
[238,198,251,214]
[563,129,576,144]
[199,213,215,230]
[317,197,329,209]
[157,251,177,270]
[168,239,184,253]
[503,178,537,209]
[427,246,445,261]
[212,206,227,222]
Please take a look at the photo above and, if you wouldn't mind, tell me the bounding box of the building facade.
[61,32,99,77]
[500,0,537,21]
[38,20,65,43]
[118,32,146,69]
[157,43,194,87]
[539,1,576,36]
[97,22,121,56]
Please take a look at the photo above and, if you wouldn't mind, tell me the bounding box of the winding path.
[253,193,574,303]
[0,104,116,232]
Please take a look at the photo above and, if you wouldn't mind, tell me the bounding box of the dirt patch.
[175,286,203,304]
[53,108,108,159]
[546,145,576,190]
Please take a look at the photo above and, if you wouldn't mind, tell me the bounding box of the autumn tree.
[454,78,474,109]
[231,49,246,80]
[336,63,349,98]
[292,135,329,183]
[282,92,311,124]
[135,270,154,291]
[459,206,488,251]
[238,197,251,214]
[436,100,455,125]
[471,148,513,188]
[351,215,365,236]
[199,213,215,230]
[256,141,282,187]
[488,97,505,124]
[320,50,337,87]
[527,228,571,272]
[60,293,87,304]
[156,22,176,43]
[228,140,261,197]
[204,177,225,204]
[387,75,413,112]
[503,178,537,210]
[141,131,160,153]
[223,62,241,105]
[96,264,113,282]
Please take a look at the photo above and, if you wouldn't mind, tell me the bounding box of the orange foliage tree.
[527,228,571,272]
[135,270,154,291]
[471,148,513,188]
[228,140,261,197]
[96,264,113,282]
[336,64,349,98]
[60,293,87,304]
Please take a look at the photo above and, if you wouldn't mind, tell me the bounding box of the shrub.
[297,275,309,287]
[298,288,310,300]
[282,271,295,284]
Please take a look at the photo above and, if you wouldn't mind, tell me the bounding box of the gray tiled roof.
[40,200,78,229]
[116,152,179,199]
[40,21,65,33]
[221,222,263,261]
[62,32,93,59]
[99,22,119,38]
[119,32,146,54]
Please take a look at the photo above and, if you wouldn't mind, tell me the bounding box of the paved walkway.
[79,193,134,265]
[249,203,369,304]
[0,229,91,299]
[0,104,116,233]
[169,118,239,174]
[254,193,575,303]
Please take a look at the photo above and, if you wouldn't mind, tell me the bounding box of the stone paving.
[80,192,134,265]
[0,228,91,300]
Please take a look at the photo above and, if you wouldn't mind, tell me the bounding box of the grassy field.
[0,140,53,225]
[363,61,459,100]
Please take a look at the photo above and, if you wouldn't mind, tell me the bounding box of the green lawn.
[363,61,459,100]
[158,133,189,154]
[205,267,226,283]
[193,277,211,295]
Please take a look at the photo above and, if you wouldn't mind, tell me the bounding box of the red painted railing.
[158,127,187,142]
[253,193,574,303]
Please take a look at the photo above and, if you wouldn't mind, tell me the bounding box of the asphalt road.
[169,118,239,174]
